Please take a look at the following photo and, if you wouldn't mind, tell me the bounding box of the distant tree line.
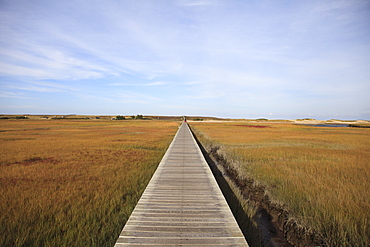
[0,116,29,119]
[132,115,143,119]
[114,115,149,120]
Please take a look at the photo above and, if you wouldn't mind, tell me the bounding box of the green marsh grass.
[0,119,179,246]
[190,122,369,246]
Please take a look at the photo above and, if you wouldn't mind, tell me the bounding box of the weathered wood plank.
[114,122,249,246]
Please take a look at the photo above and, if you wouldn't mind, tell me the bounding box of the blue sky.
[1,0,369,119]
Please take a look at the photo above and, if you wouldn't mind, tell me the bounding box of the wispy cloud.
[177,0,215,7]
[0,44,118,80]
[0,91,33,99]
[3,81,80,93]
[110,81,167,87]
[0,0,369,118]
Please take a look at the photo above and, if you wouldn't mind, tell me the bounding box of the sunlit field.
[0,119,179,246]
[190,121,369,246]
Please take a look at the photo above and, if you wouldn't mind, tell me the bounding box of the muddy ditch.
[189,126,325,247]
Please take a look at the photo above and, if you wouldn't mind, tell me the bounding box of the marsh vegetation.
[0,119,179,246]
[191,122,369,246]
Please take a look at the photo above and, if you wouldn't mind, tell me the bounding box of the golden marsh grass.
[190,121,369,246]
[0,119,179,246]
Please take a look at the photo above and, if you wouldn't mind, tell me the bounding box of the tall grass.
[0,120,179,246]
[190,122,370,246]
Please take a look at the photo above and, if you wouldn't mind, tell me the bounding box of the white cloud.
[177,0,215,7]
[0,91,33,99]
[109,82,167,87]
[146,81,167,86]
[0,44,119,80]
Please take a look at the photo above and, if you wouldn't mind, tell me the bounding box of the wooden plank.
[114,122,249,246]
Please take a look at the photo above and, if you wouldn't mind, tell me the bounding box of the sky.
[0,0,369,119]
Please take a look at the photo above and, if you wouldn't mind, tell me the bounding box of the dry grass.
[0,119,179,246]
[190,122,370,246]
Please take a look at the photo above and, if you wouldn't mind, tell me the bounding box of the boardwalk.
[114,122,248,246]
